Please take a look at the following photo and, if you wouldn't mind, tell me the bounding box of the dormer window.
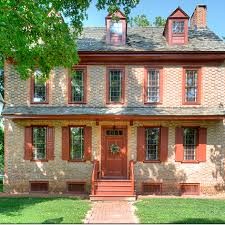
[172,21,184,33]
[163,7,189,45]
[106,10,127,45]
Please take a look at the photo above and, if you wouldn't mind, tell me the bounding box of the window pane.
[185,70,198,102]
[71,70,84,102]
[33,70,47,103]
[70,127,84,160]
[173,21,184,33]
[109,70,122,102]
[33,127,47,160]
[183,128,197,160]
[145,128,160,160]
[147,70,160,103]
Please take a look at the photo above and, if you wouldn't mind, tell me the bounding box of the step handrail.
[91,160,99,195]
[129,160,135,195]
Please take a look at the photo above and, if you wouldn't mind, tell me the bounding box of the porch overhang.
[2,106,225,121]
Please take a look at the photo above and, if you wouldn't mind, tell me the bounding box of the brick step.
[95,191,134,195]
[90,195,136,201]
[96,181,132,186]
[95,186,133,191]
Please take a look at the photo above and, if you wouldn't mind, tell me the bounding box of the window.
[145,69,161,103]
[30,181,49,193]
[173,21,184,33]
[32,127,47,160]
[142,183,162,195]
[69,67,86,103]
[145,128,160,161]
[70,127,84,160]
[183,128,198,161]
[67,182,86,193]
[180,183,200,195]
[110,21,123,43]
[183,69,200,104]
[31,69,48,103]
[107,68,124,104]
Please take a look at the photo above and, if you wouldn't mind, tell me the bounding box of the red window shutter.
[47,127,55,160]
[198,128,207,162]
[137,127,145,161]
[175,127,184,162]
[84,126,92,161]
[24,127,33,160]
[62,127,70,160]
[160,127,168,162]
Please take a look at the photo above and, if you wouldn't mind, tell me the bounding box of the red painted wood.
[24,126,33,160]
[175,127,184,162]
[47,127,55,160]
[62,127,70,160]
[160,127,169,162]
[101,127,127,178]
[84,126,92,161]
[137,127,145,161]
[198,128,207,162]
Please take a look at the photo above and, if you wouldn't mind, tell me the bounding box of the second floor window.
[32,127,47,160]
[70,127,84,160]
[107,68,124,104]
[172,21,184,33]
[146,69,161,103]
[32,70,48,103]
[183,128,198,161]
[145,128,160,161]
[184,69,200,104]
[69,67,87,104]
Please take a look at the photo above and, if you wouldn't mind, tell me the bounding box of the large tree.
[130,14,150,27]
[153,16,166,27]
[0,0,139,80]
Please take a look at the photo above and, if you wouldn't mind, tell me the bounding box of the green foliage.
[153,16,167,27]
[135,198,225,224]
[0,0,139,80]
[0,126,3,174]
[130,14,150,27]
[0,197,90,223]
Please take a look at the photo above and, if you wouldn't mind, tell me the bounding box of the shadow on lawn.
[42,217,64,224]
[0,197,68,217]
[172,218,225,224]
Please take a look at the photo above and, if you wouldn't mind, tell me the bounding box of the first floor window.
[183,128,198,160]
[32,69,47,103]
[70,127,84,160]
[146,69,160,103]
[145,128,160,161]
[173,21,184,33]
[184,69,198,103]
[108,69,123,103]
[32,127,47,160]
[71,69,85,102]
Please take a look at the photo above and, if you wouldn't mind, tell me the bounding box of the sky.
[83,0,225,38]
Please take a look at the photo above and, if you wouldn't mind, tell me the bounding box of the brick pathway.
[84,201,139,224]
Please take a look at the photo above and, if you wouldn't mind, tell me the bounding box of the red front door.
[101,127,127,179]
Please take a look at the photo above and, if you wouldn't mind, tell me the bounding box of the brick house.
[2,5,225,200]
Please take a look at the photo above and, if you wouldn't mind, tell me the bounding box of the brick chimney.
[190,5,207,29]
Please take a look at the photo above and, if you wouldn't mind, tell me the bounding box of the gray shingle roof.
[77,27,225,52]
[2,106,225,117]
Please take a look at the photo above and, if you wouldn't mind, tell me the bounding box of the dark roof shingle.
[77,27,225,52]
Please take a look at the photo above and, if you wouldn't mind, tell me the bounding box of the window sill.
[182,102,201,105]
[68,160,86,163]
[172,33,185,37]
[143,160,161,163]
[144,102,162,105]
[106,102,125,105]
[68,101,86,105]
[181,160,200,164]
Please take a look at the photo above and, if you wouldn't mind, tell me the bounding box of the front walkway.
[84,201,139,224]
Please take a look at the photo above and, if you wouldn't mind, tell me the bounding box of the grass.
[0,197,91,223]
[135,198,225,224]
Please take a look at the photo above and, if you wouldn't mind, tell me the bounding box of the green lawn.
[0,197,91,224]
[135,198,225,224]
